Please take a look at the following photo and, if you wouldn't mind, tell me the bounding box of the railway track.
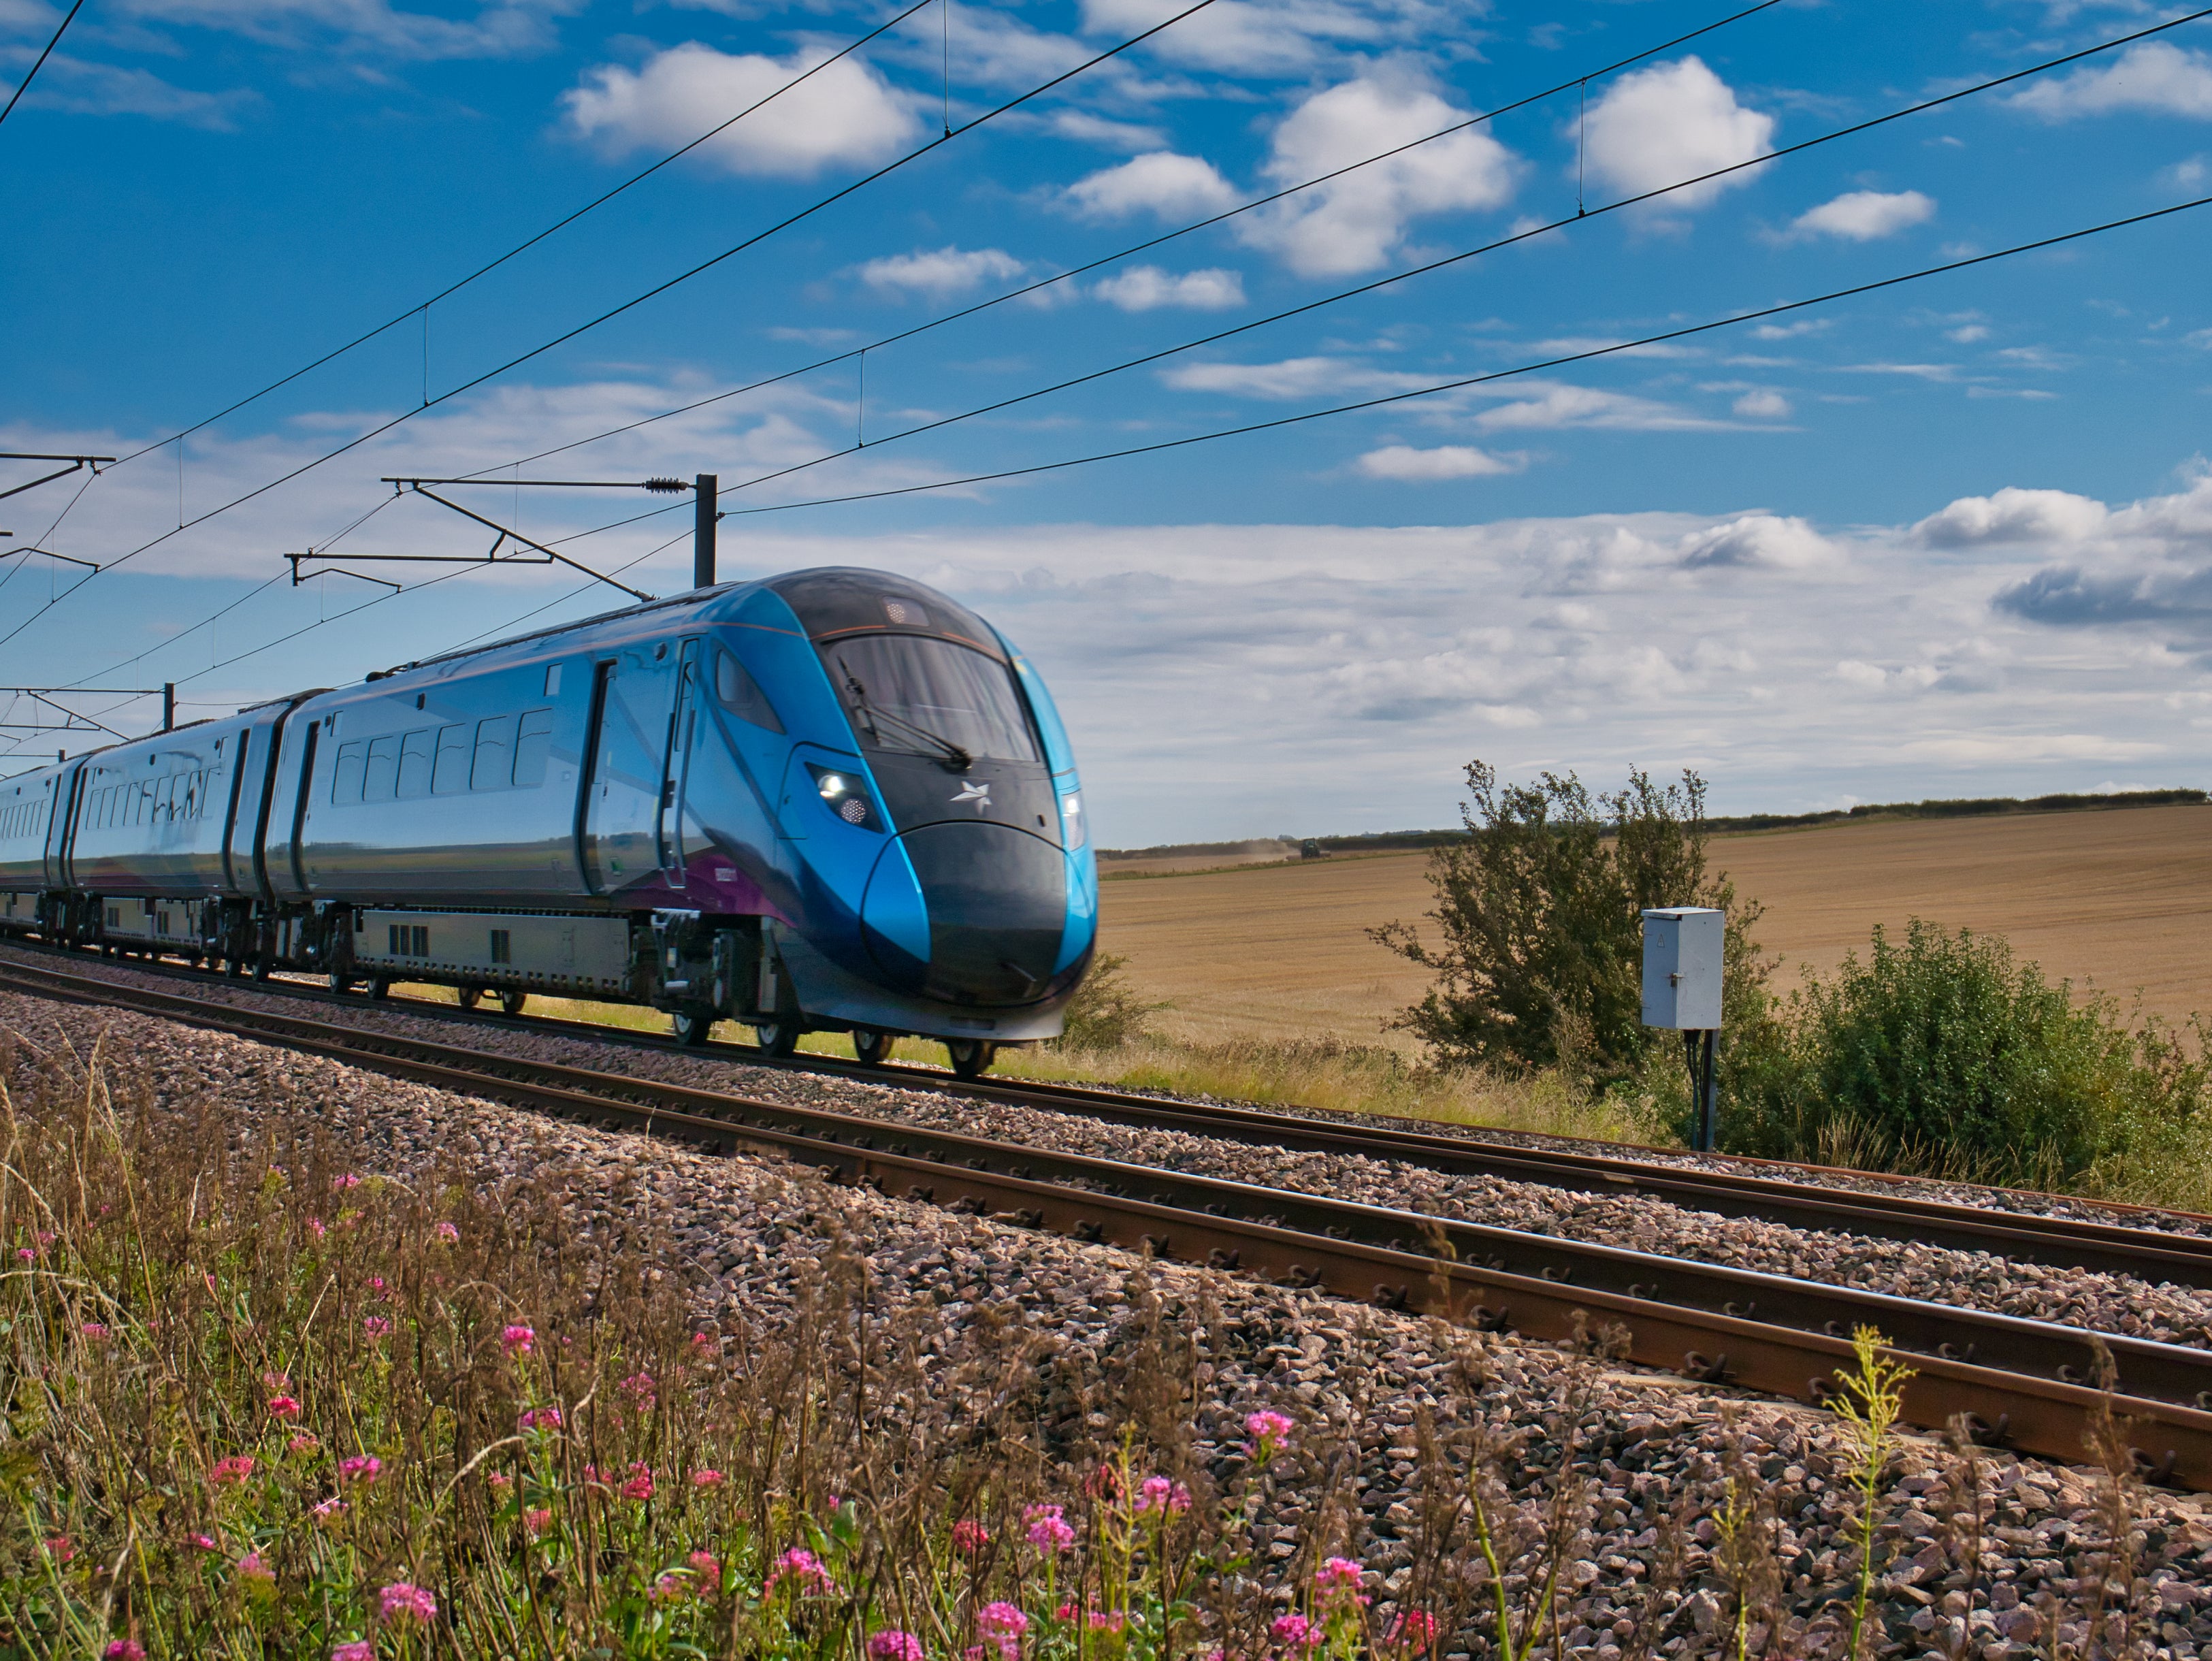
[10,936,2212,1290]
[6,950,2212,1489]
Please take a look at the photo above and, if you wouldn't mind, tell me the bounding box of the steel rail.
[7,936,2207,1290]
[5,954,2212,1487]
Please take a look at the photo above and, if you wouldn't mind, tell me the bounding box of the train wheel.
[225,958,246,979]
[251,956,272,982]
[369,979,391,1001]
[947,1039,996,1080]
[328,972,354,995]
[672,1008,713,1047]
[500,990,527,1017]
[851,1029,894,1067]
[752,1018,800,1059]
[457,986,483,1011]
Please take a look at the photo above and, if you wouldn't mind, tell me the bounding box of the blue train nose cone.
[893,821,1067,1005]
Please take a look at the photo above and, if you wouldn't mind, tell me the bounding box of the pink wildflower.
[1088,1611,1127,1634]
[621,1463,654,1502]
[689,1549,721,1592]
[1386,1611,1440,1654]
[105,1644,145,1661]
[1084,1463,1123,1500]
[36,1230,54,1247]
[190,1534,219,1551]
[1245,1409,1295,1456]
[487,1471,513,1495]
[263,1370,291,1391]
[434,1221,459,1244]
[80,1322,108,1340]
[768,1547,836,1596]
[1023,1502,1075,1553]
[977,1601,1029,1660]
[288,1433,321,1455]
[361,1316,391,1339]
[524,1507,553,1536]
[44,1534,72,1562]
[367,1276,388,1299]
[338,1455,382,1486]
[238,1551,275,1583]
[306,1218,326,1241]
[619,1370,656,1408]
[267,1395,302,1420]
[378,1582,436,1624]
[1136,1475,1192,1515]
[331,1173,361,1191]
[652,1572,690,1602]
[692,1468,723,1488]
[312,1496,346,1523]
[868,1632,926,1661]
[332,1646,374,1661]
[1271,1613,1321,1651]
[953,1517,990,1553]
[500,1324,534,1356]
[15,1247,32,1262]
[208,1455,255,1486]
[1314,1558,1365,1598]
[517,1406,562,1432]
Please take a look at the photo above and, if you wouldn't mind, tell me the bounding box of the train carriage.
[0,568,1096,1076]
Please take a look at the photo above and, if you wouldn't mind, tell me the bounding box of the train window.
[826,635,1041,764]
[432,726,471,794]
[471,715,515,791]
[396,730,434,799]
[713,648,784,733]
[513,709,553,788]
[363,736,399,803]
[331,742,365,805]
[544,664,562,697]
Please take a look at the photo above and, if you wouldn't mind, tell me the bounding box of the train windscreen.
[826,636,1041,767]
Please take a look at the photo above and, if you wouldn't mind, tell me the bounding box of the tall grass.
[0,1026,2194,1658]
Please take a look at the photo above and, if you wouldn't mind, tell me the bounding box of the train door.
[660,638,705,889]
[581,643,680,894]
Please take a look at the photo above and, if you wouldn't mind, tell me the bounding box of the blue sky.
[4,0,2212,845]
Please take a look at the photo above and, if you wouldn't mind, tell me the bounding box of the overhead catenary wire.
[704,193,2212,521]
[20,0,1791,686]
[472,0,1793,479]
[0,0,1224,658]
[502,3,2212,532]
[103,0,944,471]
[0,0,86,129]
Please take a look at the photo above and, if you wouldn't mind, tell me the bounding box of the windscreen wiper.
[841,667,973,771]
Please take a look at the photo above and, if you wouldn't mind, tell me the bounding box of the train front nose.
[864,821,1070,1005]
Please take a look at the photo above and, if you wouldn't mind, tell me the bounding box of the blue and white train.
[0,568,1098,1076]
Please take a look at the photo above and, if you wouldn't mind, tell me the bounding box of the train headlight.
[805,764,881,831]
[1060,790,1086,850]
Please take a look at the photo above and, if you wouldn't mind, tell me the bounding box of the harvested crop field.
[1096,803,2212,1047]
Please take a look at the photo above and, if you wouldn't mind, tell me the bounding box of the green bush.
[1372,762,1769,1086]
[1702,918,2212,1189]
[1052,950,1171,1052]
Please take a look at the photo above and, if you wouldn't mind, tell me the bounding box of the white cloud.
[1733,390,1791,419]
[3,54,259,126]
[1582,57,1774,213]
[1910,486,2109,548]
[1789,189,1936,241]
[1092,265,1246,310]
[1239,72,1518,277]
[94,0,577,59]
[1065,150,1239,220]
[1355,444,1523,480]
[1049,110,1169,152]
[2008,42,2212,121]
[858,245,1026,300]
[1160,355,1434,400]
[1676,515,1833,570]
[562,42,919,179]
[1470,381,1736,432]
[1074,0,1457,78]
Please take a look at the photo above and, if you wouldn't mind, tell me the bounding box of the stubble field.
[1096,803,2212,1048]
